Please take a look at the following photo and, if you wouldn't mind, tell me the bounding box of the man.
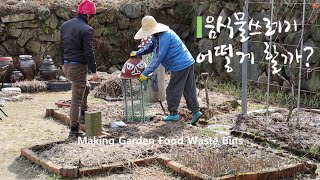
[131,16,202,125]
[60,0,100,137]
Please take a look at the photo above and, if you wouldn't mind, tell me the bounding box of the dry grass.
[92,76,122,99]
[13,80,47,93]
[0,92,70,179]
[36,141,162,167]
[170,142,298,177]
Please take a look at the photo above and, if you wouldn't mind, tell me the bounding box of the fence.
[237,0,320,123]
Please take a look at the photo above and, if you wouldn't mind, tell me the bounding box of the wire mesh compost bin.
[119,57,148,122]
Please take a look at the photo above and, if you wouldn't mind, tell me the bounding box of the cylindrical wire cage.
[122,79,149,123]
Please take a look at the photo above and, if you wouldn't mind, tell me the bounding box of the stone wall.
[0,0,320,91]
[0,0,196,72]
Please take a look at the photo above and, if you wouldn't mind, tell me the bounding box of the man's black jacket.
[60,15,97,73]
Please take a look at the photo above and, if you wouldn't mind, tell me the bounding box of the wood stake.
[85,111,102,137]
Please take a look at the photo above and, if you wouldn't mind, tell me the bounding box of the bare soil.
[234,110,320,155]
[0,84,319,179]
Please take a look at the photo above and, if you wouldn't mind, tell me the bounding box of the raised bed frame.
[231,130,320,161]
[36,108,317,179]
[21,142,316,179]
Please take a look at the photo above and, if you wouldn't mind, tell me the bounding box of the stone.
[56,6,74,20]
[302,38,320,66]
[218,28,237,47]
[97,65,107,72]
[38,7,51,20]
[222,49,241,82]
[195,4,206,16]
[198,38,213,54]
[96,8,107,14]
[17,30,33,47]
[252,10,271,26]
[107,33,122,47]
[26,39,42,53]
[2,87,21,93]
[305,69,320,91]
[1,13,36,23]
[284,30,308,54]
[45,14,59,29]
[218,9,232,25]
[257,73,268,89]
[109,66,119,73]
[43,43,60,62]
[248,63,262,81]
[101,27,118,36]
[96,9,117,24]
[94,28,103,37]
[262,3,272,10]
[226,2,239,12]
[214,55,226,76]
[8,28,22,38]
[179,28,190,39]
[118,16,130,29]
[282,79,291,93]
[270,112,285,122]
[3,40,25,56]
[208,1,222,17]
[8,20,39,28]
[310,26,320,42]
[0,46,7,56]
[166,9,175,17]
[248,34,266,63]
[39,30,60,42]
[57,20,65,30]
[270,81,281,93]
[227,99,241,109]
[0,28,6,42]
[206,124,231,135]
[121,4,142,19]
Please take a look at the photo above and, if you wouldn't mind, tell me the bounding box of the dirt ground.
[0,87,320,179]
[234,109,320,157]
[0,91,184,179]
[0,92,70,179]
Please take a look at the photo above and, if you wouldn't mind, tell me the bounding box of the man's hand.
[92,73,101,81]
[130,51,137,57]
[139,74,148,81]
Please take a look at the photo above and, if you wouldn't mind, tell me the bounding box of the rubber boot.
[162,115,180,121]
[191,111,202,125]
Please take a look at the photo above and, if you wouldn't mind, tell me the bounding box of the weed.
[205,77,320,108]
[309,145,319,156]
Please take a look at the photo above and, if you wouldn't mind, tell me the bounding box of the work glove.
[139,74,148,81]
[130,51,137,57]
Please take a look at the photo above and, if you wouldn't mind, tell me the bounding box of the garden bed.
[23,110,318,179]
[232,109,320,160]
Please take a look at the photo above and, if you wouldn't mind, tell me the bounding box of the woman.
[131,16,202,125]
